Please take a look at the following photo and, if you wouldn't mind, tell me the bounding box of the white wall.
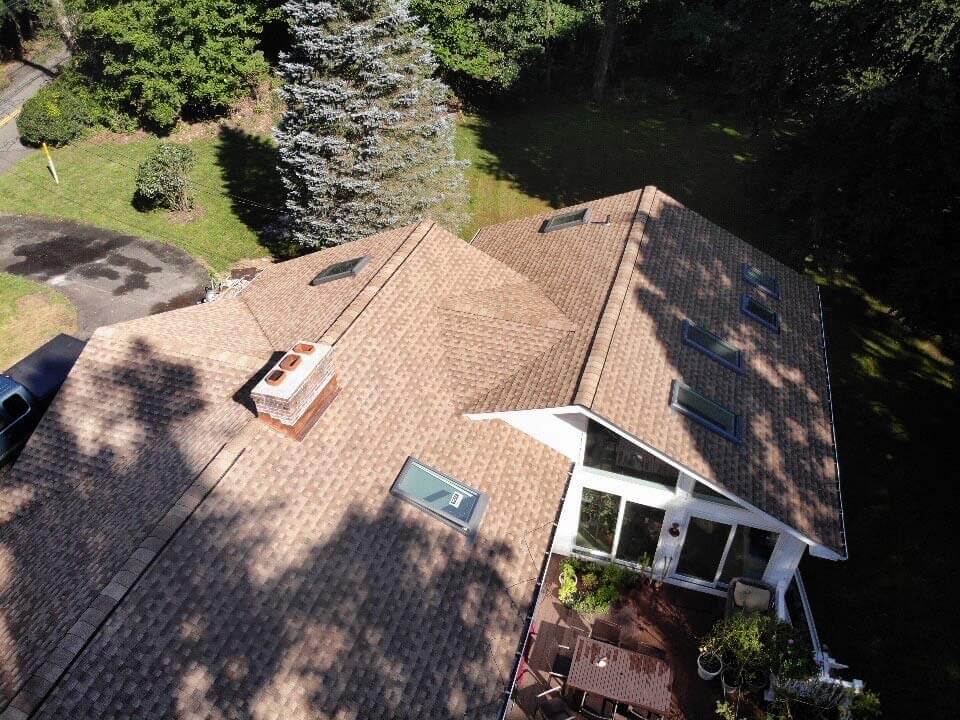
[469,406,822,596]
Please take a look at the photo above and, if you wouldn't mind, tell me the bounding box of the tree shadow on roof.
[31,499,525,719]
[0,338,218,710]
[625,198,959,717]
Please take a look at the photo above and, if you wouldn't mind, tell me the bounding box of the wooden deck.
[506,554,724,720]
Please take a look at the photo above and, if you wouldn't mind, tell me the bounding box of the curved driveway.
[0,215,208,337]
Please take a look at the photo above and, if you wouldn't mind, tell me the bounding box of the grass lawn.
[0,272,77,368]
[0,127,284,273]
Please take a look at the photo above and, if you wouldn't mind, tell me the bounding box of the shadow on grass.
[801,272,958,719]
[214,126,297,260]
[464,100,805,267]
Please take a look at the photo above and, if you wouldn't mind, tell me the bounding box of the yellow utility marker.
[42,142,60,184]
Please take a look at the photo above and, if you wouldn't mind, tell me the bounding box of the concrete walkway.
[0,50,71,175]
[0,215,208,337]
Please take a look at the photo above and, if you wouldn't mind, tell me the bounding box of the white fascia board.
[468,403,844,560]
[816,285,849,560]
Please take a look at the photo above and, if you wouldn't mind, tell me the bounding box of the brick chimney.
[250,341,339,440]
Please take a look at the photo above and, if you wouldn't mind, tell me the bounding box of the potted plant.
[721,662,744,699]
[697,638,723,681]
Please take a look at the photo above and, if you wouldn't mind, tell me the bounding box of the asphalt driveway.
[1,215,208,337]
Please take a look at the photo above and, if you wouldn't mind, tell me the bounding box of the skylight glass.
[540,207,590,233]
[681,320,744,373]
[310,255,371,286]
[670,380,742,443]
[391,457,489,534]
[742,264,780,299]
[741,294,780,332]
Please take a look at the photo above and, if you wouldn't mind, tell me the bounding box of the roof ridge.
[574,186,660,407]
[318,220,434,346]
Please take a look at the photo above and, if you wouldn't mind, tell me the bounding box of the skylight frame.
[309,255,372,286]
[741,294,780,333]
[540,207,591,233]
[681,319,745,374]
[390,457,489,535]
[742,263,781,299]
[669,379,743,443]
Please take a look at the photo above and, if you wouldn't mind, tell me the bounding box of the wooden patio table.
[566,635,674,716]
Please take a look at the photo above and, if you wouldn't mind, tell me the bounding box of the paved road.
[1,215,208,337]
[0,51,71,175]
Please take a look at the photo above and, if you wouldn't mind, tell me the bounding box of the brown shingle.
[1,186,843,719]
[586,190,842,551]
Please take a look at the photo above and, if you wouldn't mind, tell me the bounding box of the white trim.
[468,403,842,558]
[816,286,849,559]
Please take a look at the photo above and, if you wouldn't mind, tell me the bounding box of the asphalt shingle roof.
[0,189,843,719]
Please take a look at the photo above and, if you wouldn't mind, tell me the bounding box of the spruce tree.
[275,0,467,247]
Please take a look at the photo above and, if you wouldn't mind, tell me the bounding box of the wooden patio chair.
[536,686,577,720]
[590,618,622,646]
[581,691,616,719]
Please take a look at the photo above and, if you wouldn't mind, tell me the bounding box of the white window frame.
[570,466,674,568]
[668,505,784,590]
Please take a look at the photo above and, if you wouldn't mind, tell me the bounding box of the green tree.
[275,0,467,247]
[410,0,586,90]
[74,0,273,131]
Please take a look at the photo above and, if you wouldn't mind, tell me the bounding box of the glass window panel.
[672,382,740,440]
[542,208,589,232]
[310,256,371,285]
[692,482,741,507]
[786,576,814,646]
[720,525,779,583]
[741,294,780,331]
[683,320,743,372]
[575,488,621,553]
[3,394,28,420]
[583,420,678,488]
[615,502,664,566]
[675,516,732,583]
[743,264,781,298]
[391,458,488,533]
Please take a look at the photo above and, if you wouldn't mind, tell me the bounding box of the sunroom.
[552,417,809,599]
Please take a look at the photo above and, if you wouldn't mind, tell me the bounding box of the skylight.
[741,294,780,332]
[390,457,489,534]
[540,207,590,233]
[310,255,371,286]
[681,320,744,374]
[742,264,780,299]
[670,380,743,443]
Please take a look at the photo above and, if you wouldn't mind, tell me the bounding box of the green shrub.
[134,143,196,211]
[557,557,637,615]
[17,72,98,146]
[703,612,816,681]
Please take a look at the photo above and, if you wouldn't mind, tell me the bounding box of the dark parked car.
[0,334,85,466]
